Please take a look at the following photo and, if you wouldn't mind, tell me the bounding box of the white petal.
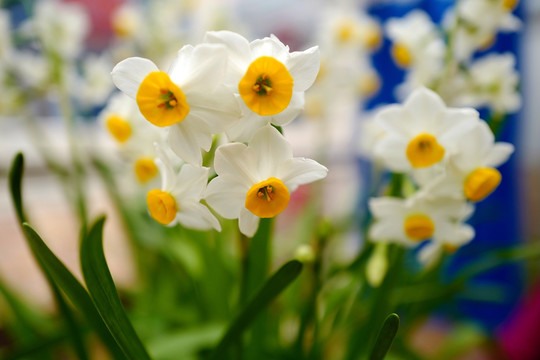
[111,57,159,98]
[204,30,250,75]
[368,197,405,218]
[417,242,443,266]
[168,123,203,166]
[287,46,320,92]
[278,158,328,192]
[271,92,304,126]
[169,44,228,93]
[249,125,293,178]
[375,105,415,138]
[154,143,176,191]
[485,143,514,167]
[239,207,260,237]
[214,143,259,187]
[368,219,405,243]
[226,107,269,142]
[403,87,447,127]
[174,164,209,201]
[250,36,289,63]
[205,177,246,219]
[185,87,241,134]
[373,134,411,172]
[177,201,221,231]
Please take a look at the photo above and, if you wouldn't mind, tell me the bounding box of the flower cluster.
[384,1,521,114]
[367,87,514,264]
[110,31,328,237]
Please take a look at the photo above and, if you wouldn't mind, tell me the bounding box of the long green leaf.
[21,224,127,360]
[80,216,151,360]
[9,153,124,359]
[209,260,303,359]
[369,313,400,360]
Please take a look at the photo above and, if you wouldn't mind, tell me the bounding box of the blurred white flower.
[111,43,240,166]
[445,0,521,61]
[76,53,115,108]
[29,0,90,59]
[203,31,320,142]
[386,10,445,71]
[368,194,474,247]
[373,87,478,172]
[205,125,327,237]
[0,10,14,63]
[416,121,514,202]
[147,145,221,231]
[453,53,521,114]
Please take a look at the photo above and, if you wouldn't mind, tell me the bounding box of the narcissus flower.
[373,87,479,172]
[368,195,474,247]
[203,31,320,142]
[111,43,240,166]
[205,125,328,237]
[416,121,514,202]
[147,146,221,231]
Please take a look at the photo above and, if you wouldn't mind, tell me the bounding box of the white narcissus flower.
[76,53,115,108]
[373,87,479,172]
[99,92,167,184]
[454,53,521,114]
[386,10,445,70]
[147,145,221,231]
[368,195,474,248]
[416,121,514,202]
[111,43,241,166]
[30,0,90,59]
[203,31,320,142]
[205,125,328,237]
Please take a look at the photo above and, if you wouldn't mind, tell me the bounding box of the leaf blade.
[80,216,151,360]
[209,259,303,359]
[369,313,400,360]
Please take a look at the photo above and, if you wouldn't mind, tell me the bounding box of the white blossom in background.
[415,121,514,203]
[99,92,167,186]
[146,145,221,231]
[26,0,90,60]
[372,87,479,172]
[368,194,475,249]
[205,125,328,237]
[76,53,116,109]
[386,10,445,71]
[453,53,521,114]
[203,31,320,142]
[0,10,13,63]
[445,0,521,61]
[111,43,241,166]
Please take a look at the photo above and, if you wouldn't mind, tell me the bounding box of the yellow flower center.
[502,0,519,11]
[111,11,136,38]
[245,177,290,218]
[363,26,381,50]
[134,157,158,183]
[337,21,355,42]
[147,189,177,225]
[106,115,132,143]
[238,56,293,116]
[391,43,412,68]
[406,133,445,168]
[136,71,189,127]
[404,214,434,241]
[464,167,501,202]
[358,73,380,97]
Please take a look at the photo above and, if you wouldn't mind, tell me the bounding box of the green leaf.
[9,153,123,359]
[8,153,26,222]
[148,323,225,359]
[21,224,127,360]
[80,216,151,360]
[369,313,400,360]
[209,260,303,359]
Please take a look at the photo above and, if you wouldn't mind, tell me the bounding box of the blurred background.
[0,0,538,359]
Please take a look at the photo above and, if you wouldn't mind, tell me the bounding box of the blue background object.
[363,0,525,331]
